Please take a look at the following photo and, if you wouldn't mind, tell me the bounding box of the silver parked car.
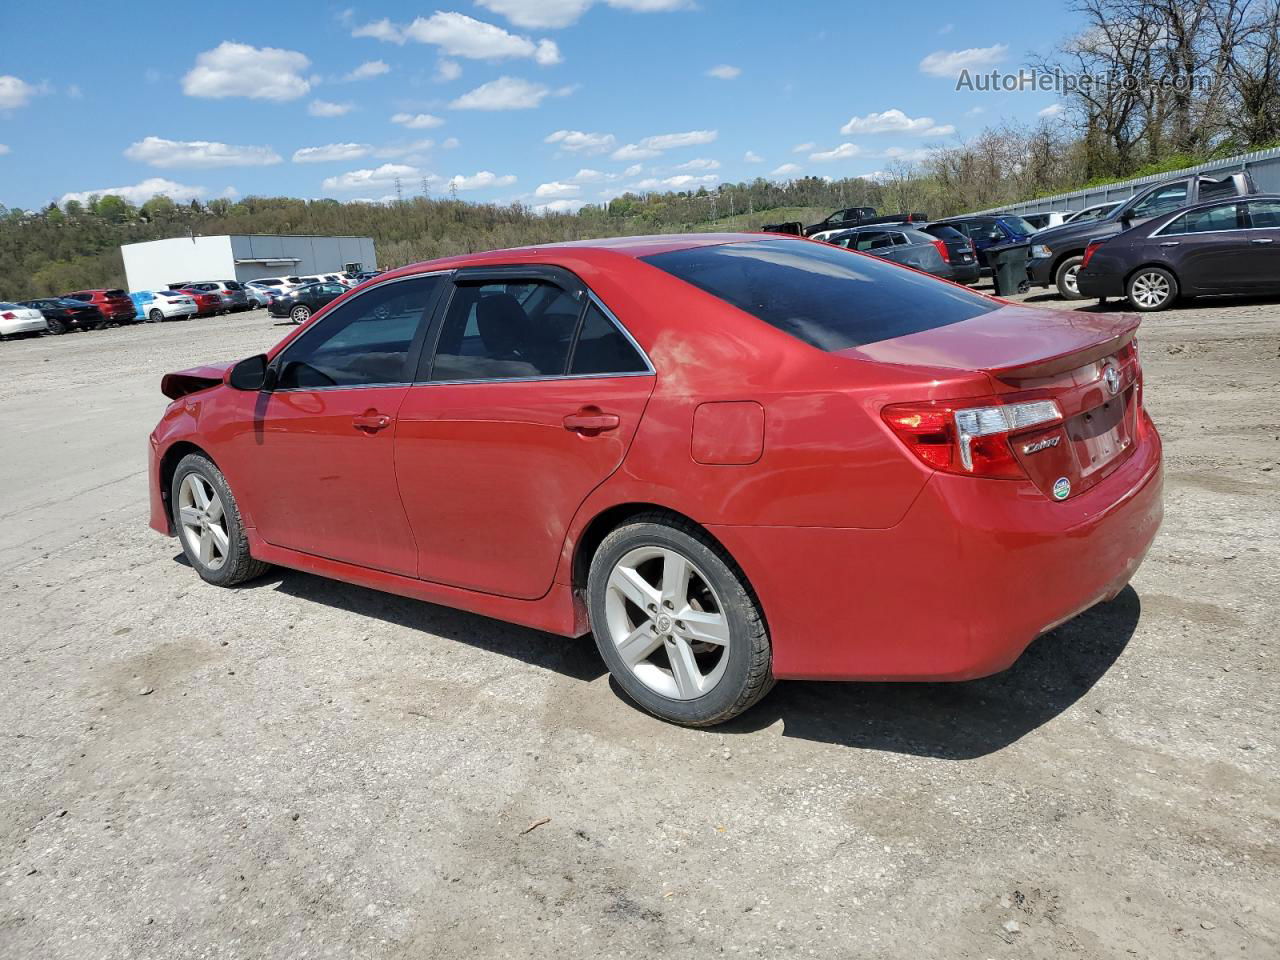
[178,281,250,313]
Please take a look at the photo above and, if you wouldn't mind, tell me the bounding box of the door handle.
[1252,237,1275,244]
[1159,241,1180,247]
[352,412,392,432]
[563,409,620,434]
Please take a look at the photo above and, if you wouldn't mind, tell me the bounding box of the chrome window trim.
[1151,202,1247,238]
[269,270,453,393]
[416,289,655,386]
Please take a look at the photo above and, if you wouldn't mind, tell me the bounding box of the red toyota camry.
[148,234,1163,726]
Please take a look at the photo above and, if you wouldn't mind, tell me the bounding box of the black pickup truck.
[1025,171,1258,299]
[798,207,930,237]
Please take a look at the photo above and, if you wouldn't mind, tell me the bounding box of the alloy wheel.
[1130,271,1171,309]
[291,306,310,324]
[604,546,731,700]
[1061,263,1080,295]
[177,473,229,571]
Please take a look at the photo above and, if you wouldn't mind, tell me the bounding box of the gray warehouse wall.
[974,145,1280,217]
[229,235,377,281]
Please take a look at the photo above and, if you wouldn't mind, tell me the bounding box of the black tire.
[587,512,774,726]
[149,308,164,323]
[1126,266,1179,312]
[170,453,271,587]
[290,305,311,324]
[46,317,67,335]
[1055,255,1086,300]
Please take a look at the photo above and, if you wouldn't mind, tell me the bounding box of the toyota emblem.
[1103,364,1121,396]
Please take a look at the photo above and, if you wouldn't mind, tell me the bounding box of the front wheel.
[1055,255,1086,300]
[170,453,271,587]
[587,513,774,726]
[290,305,311,324]
[1127,267,1178,311]
[149,308,164,323]
[46,317,67,335]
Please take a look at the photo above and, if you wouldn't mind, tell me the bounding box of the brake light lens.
[931,237,950,264]
[882,398,1063,479]
[1082,239,1104,268]
[1,311,16,320]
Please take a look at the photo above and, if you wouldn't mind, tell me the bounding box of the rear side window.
[68,293,91,301]
[570,303,648,376]
[1199,177,1237,201]
[1248,199,1280,228]
[106,289,127,297]
[641,239,997,351]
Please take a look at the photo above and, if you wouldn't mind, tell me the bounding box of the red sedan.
[174,288,224,317]
[147,234,1163,726]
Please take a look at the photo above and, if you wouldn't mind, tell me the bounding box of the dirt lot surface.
[2,291,1277,959]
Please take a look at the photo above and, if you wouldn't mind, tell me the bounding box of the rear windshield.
[641,239,997,351]
[106,289,127,297]
[999,217,1037,237]
[925,225,968,242]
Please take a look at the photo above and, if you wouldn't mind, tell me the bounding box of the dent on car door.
[225,274,446,575]
[394,274,656,600]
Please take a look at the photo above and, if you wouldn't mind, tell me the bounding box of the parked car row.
[817,222,982,285]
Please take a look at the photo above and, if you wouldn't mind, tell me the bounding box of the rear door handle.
[1252,237,1275,244]
[563,409,620,434]
[352,412,392,432]
[1159,241,1180,247]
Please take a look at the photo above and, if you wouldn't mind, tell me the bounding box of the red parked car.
[147,234,1163,726]
[174,288,224,317]
[64,289,137,324]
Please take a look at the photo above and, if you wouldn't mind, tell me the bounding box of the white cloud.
[641,130,717,150]
[535,181,581,198]
[1039,103,1065,118]
[791,142,815,153]
[634,174,717,189]
[352,18,405,43]
[448,170,518,190]
[673,157,719,171]
[402,12,561,64]
[535,198,587,214]
[309,99,354,117]
[569,168,613,183]
[882,146,935,163]
[322,163,421,192]
[376,139,436,159]
[435,59,462,82]
[623,164,644,176]
[809,143,862,162]
[743,150,763,163]
[706,64,741,80]
[293,143,373,164]
[939,22,954,35]
[770,163,801,176]
[0,75,44,110]
[67,84,83,100]
[346,60,390,81]
[919,44,1008,77]
[545,129,617,153]
[476,0,689,28]
[124,137,282,168]
[442,137,461,149]
[0,144,11,155]
[60,177,208,207]
[840,109,954,136]
[183,42,312,101]
[391,112,445,128]
[611,143,661,162]
[966,106,986,116]
[450,76,550,110]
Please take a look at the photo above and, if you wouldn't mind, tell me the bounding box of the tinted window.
[1131,183,1188,220]
[1000,217,1036,236]
[225,281,243,290]
[854,231,893,251]
[1185,203,1242,233]
[1248,199,1280,228]
[430,279,581,382]
[925,225,967,243]
[68,293,91,301]
[642,239,998,351]
[569,303,648,376]
[1199,177,1237,201]
[274,276,442,390]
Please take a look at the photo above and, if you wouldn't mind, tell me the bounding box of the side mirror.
[228,354,274,391]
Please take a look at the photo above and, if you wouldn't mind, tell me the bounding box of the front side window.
[1131,183,1189,220]
[429,279,581,382]
[274,275,442,390]
[642,238,998,352]
[1248,199,1280,228]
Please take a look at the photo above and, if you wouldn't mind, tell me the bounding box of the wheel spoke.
[660,550,691,610]
[616,621,661,666]
[208,524,229,557]
[198,529,214,564]
[204,495,224,522]
[179,506,202,528]
[666,636,703,698]
[609,564,660,613]
[677,609,730,647]
[189,478,209,509]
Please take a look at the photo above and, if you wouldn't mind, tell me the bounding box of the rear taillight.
[882,398,1063,479]
[931,237,950,264]
[1,311,16,320]
[1082,239,1104,268]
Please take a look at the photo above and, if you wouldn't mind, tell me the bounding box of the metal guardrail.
[975,145,1280,216]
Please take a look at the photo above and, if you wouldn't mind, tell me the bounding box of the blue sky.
[0,1,1082,212]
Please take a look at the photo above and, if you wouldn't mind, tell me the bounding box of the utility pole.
[394,177,404,205]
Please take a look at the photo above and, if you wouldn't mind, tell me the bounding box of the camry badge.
[1053,477,1072,501]
[1023,436,1061,455]
[1103,364,1121,396]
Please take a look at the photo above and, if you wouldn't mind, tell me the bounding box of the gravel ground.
[1,292,1277,959]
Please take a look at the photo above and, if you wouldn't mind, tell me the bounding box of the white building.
[120,234,377,292]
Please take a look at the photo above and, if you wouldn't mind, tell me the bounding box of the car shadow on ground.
[721,587,1142,759]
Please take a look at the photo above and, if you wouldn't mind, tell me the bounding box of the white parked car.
[243,281,278,308]
[1022,211,1073,231]
[133,290,199,322]
[0,302,51,338]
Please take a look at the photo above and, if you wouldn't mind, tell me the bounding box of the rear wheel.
[587,514,774,726]
[149,308,164,323]
[1055,255,1086,300]
[290,305,311,324]
[46,317,67,335]
[1127,267,1178,311]
[170,453,270,587]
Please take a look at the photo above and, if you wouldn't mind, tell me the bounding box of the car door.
[1244,198,1280,289]
[1153,202,1252,292]
[394,269,656,599]
[224,274,447,575]
[309,282,345,311]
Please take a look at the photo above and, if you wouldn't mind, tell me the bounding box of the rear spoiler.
[991,314,1141,382]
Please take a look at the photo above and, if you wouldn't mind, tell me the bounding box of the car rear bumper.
[0,317,49,336]
[945,262,982,284]
[711,414,1163,681]
[1077,269,1126,298]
